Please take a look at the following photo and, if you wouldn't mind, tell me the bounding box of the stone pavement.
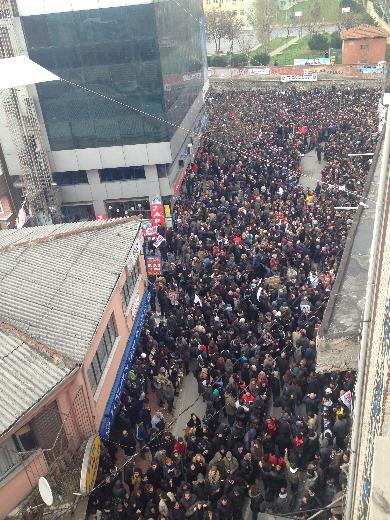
[300,149,325,190]
[171,371,206,439]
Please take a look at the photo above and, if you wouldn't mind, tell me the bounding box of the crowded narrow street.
[87,86,379,520]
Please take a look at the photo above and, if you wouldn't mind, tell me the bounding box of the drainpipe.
[344,101,390,519]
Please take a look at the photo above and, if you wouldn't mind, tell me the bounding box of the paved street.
[300,148,325,190]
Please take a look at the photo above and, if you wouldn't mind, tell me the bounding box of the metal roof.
[0,329,72,435]
[0,218,141,363]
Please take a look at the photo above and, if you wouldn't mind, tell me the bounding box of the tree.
[308,33,329,51]
[250,52,270,65]
[237,31,256,57]
[302,0,324,35]
[330,31,342,49]
[205,9,227,54]
[205,9,244,54]
[249,0,279,53]
[224,12,244,53]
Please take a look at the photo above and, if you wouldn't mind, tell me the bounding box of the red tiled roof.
[340,24,389,40]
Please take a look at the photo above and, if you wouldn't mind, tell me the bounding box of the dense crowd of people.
[87,86,379,520]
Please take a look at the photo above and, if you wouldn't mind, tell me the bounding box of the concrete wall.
[210,77,382,92]
[346,154,390,518]
[342,37,387,65]
[0,450,49,519]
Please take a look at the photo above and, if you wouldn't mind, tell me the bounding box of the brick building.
[341,24,388,65]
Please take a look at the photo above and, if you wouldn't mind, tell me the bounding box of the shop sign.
[164,204,171,218]
[95,214,107,221]
[146,255,161,275]
[281,74,318,83]
[80,435,101,495]
[150,197,165,227]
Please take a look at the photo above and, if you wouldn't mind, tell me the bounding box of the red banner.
[150,202,165,227]
[96,214,107,221]
[146,255,161,276]
[173,168,186,196]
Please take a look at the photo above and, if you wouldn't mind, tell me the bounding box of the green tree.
[308,33,329,51]
[250,52,270,65]
[330,31,342,49]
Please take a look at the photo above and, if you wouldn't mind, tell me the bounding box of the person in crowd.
[86,86,376,519]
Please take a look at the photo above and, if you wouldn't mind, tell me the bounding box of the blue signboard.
[294,57,330,65]
[357,66,381,74]
[99,290,151,440]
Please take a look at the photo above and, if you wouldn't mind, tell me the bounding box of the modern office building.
[0,0,208,223]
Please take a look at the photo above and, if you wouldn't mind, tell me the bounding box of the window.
[61,204,95,223]
[157,163,170,178]
[21,6,171,150]
[121,261,141,312]
[0,201,3,214]
[106,198,150,218]
[13,424,38,452]
[99,166,146,182]
[87,315,118,394]
[360,44,369,49]
[53,170,88,186]
[0,426,38,479]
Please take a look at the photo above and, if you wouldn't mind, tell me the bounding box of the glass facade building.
[20,0,207,152]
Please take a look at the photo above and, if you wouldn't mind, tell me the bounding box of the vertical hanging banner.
[150,196,165,227]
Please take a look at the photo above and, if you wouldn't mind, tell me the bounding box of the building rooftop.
[0,218,142,364]
[341,24,389,40]
[0,327,73,435]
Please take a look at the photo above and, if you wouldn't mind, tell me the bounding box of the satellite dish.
[38,477,53,506]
